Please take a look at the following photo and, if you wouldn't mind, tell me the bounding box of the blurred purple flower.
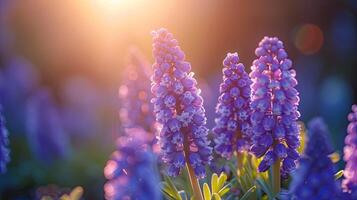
[0,105,10,173]
[0,57,39,134]
[249,37,300,175]
[151,28,212,178]
[213,52,253,159]
[119,48,156,136]
[289,118,339,200]
[60,76,106,139]
[104,132,161,200]
[26,89,70,163]
[342,105,357,198]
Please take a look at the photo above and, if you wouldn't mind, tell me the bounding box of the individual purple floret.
[26,89,70,163]
[249,37,300,175]
[0,105,10,173]
[119,48,156,135]
[342,105,357,198]
[104,131,161,200]
[213,52,253,159]
[289,118,339,200]
[151,28,212,178]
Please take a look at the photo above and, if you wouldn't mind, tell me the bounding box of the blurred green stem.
[237,151,244,175]
[271,159,281,197]
[186,163,203,200]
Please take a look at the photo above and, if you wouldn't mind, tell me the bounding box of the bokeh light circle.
[294,24,324,55]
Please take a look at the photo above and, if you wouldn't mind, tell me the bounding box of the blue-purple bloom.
[151,28,212,178]
[119,48,156,135]
[26,89,70,163]
[289,118,339,200]
[249,37,300,175]
[0,105,10,173]
[104,131,161,200]
[342,105,357,198]
[213,52,252,159]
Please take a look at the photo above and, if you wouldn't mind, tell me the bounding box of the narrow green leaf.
[256,178,274,199]
[335,170,344,180]
[163,176,182,200]
[239,185,256,200]
[217,173,227,191]
[212,193,221,200]
[217,184,230,197]
[211,173,219,193]
[203,183,211,200]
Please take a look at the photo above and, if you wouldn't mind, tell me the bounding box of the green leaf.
[256,178,274,200]
[211,173,219,193]
[335,170,344,180]
[203,183,211,200]
[239,185,256,200]
[212,193,221,200]
[217,173,227,191]
[162,175,182,200]
[217,185,230,197]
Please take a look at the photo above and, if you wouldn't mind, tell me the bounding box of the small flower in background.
[250,37,301,175]
[36,185,83,200]
[213,52,252,159]
[118,48,156,137]
[104,131,161,200]
[151,28,212,178]
[0,56,39,134]
[0,105,10,173]
[342,105,357,198]
[289,118,339,200]
[26,89,70,163]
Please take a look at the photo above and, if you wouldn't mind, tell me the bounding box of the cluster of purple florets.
[118,49,155,134]
[249,37,301,175]
[342,105,357,198]
[104,133,161,200]
[213,52,253,159]
[150,28,212,178]
[289,118,339,200]
[0,106,10,173]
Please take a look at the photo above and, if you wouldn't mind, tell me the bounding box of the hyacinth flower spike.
[151,28,212,200]
[289,118,339,200]
[118,48,156,136]
[0,105,10,173]
[104,132,161,200]
[250,37,301,195]
[213,52,253,168]
[26,89,70,163]
[342,105,357,199]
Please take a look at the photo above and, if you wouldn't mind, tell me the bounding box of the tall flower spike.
[26,89,70,163]
[250,37,301,175]
[213,52,252,159]
[289,118,339,200]
[119,48,156,135]
[104,131,161,200]
[342,105,357,198]
[151,28,212,178]
[0,105,10,173]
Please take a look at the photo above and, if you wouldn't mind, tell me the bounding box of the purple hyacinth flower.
[213,52,252,159]
[26,89,70,163]
[104,132,161,200]
[119,48,156,136]
[151,28,212,178]
[289,118,339,200]
[342,105,357,198]
[250,37,300,175]
[0,105,10,173]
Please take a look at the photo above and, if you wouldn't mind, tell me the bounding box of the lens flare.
[294,24,324,55]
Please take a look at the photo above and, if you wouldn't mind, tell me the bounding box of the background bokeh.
[0,0,356,199]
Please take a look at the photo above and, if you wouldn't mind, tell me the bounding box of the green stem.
[236,151,244,175]
[186,163,204,200]
[271,159,281,197]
